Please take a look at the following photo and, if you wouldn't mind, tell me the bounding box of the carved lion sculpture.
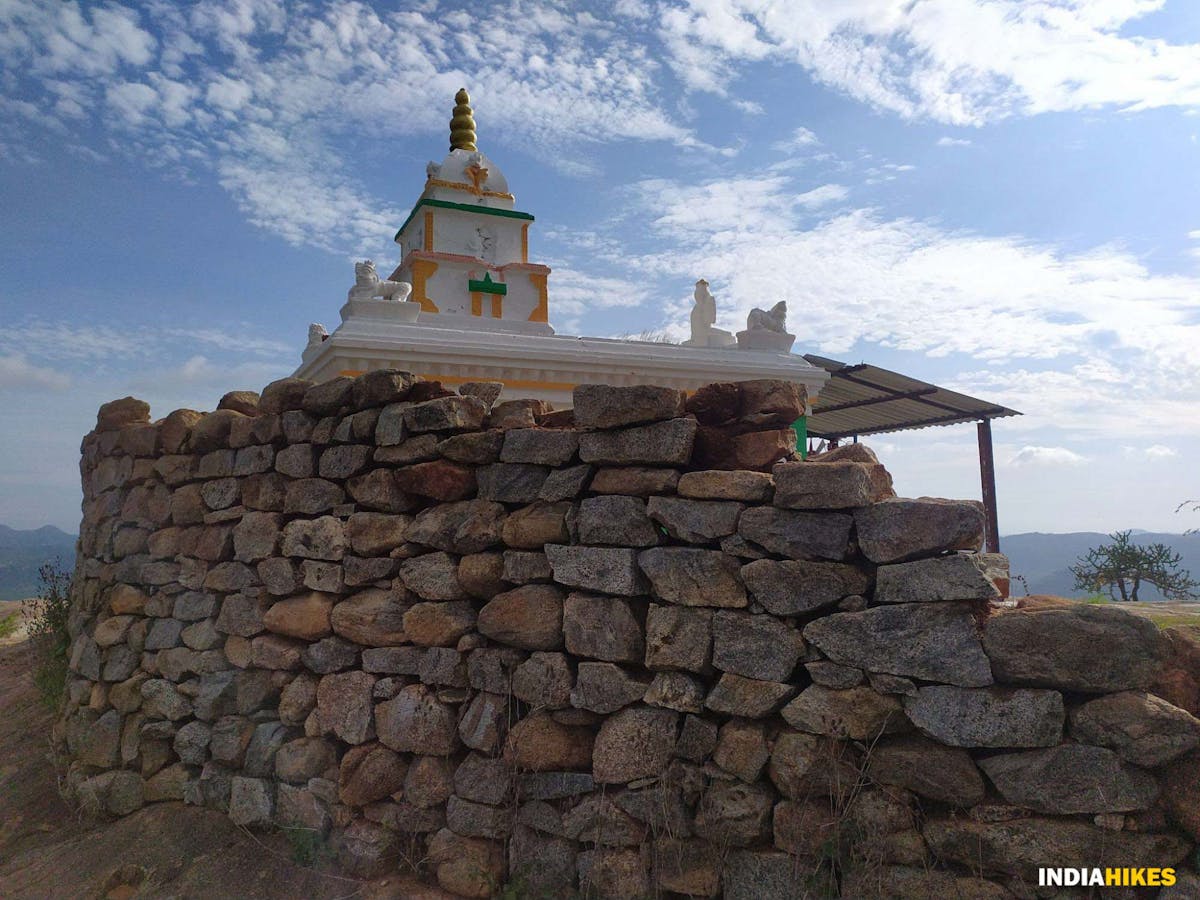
[747,300,788,333]
[348,260,413,302]
[307,323,329,346]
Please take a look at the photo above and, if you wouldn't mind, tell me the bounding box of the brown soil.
[0,638,430,899]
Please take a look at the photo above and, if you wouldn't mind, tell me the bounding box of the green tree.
[1070,530,1199,602]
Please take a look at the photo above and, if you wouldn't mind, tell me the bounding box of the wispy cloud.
[1009,445,1089,467]
[0,0,710,256]
[937,136,973,147]
[603,167,1200,439]
[795,184,849,208]
[627,172,1200,357]
[1187,230,1200,260]
[162,328,294,357]
[773,126,820,151]
[1122,444,1179,461]
[658,1,1200,125]
[543,266,651,329]
[0,354,71,391]
[3,319,297,391]
[128,354,292,403]
[10,321,144,362]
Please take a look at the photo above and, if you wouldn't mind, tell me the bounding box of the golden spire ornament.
[449,88,477,152]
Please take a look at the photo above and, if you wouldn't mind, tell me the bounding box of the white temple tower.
[295,89,829,408]
[387,89,551,335]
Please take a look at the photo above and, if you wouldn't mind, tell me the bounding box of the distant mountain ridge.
[1003,531,1200,601]
[0,525,76,600]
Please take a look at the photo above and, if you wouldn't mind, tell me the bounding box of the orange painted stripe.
[336,371,577,391]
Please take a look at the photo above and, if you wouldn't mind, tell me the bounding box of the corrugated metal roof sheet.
[803,354,1021,440]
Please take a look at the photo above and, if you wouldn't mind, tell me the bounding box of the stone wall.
[61,372,1200,898]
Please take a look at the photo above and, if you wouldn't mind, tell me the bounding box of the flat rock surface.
[984,603,1168,692]
[803,602,994,687]
[923,816,1190,882]
[977,744,1160,814]
[903,685,1064,748]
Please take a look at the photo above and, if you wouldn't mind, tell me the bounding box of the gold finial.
[449,87,477,152]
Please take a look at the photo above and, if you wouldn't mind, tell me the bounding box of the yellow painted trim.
[423,210,434,252]
[471,292,482,317]
[491,294,503,318]
[339,370,577,391]
[424,177,514,201]
[528,272,549,323]
[420,374,578,391]
[520,223,529,263]
[410,259,440,312]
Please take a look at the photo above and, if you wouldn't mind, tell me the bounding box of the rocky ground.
[0,637,442,899]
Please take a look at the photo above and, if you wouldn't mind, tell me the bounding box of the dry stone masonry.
[60,373,1200,898]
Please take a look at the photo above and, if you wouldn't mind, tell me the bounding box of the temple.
[293,89,1020,548]
[294,89,830,408]
[389,89,552,332]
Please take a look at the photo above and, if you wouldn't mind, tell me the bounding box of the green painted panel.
[468,273,507,295]
[394,198,535,242]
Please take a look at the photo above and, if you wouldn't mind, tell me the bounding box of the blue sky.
[1,0,1198,536]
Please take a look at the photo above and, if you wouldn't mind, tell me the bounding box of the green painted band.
[394,198,535,241]
[468,279,507,295]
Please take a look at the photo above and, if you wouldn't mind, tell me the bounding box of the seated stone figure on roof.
[348,260,412,303]
[747,300,788,333]
[685,279,735,347]
[738,300,796,352]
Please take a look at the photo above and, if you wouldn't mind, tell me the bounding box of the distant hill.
[1003,531,1200,601]
[0,525,76,600]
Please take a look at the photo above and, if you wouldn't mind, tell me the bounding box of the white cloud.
[128,354,293,408]
[10,321,144,362]
[8,0,1188,269]
[163,328,294,357]
[795,184,848,208]
[863,162,917,184]
[629,175,1200,357]
[0,354,71,390]
[20,2,157,78]
[634,174,802,237]
[205,75,253,112]
[541,265,652,333]
[937,136,973,147]
[953,359,1200,438]
[1143,444,1179,460]
[0,0,709,256]
[606,168,1200,439]
[657,0,1200,125]
[731,98,765,115]
[4,320,297,377]
[104,80,158,126]
[775,126,820,150]
[1009,445,1089,467]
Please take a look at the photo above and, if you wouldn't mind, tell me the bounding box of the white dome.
[424,148,512,208]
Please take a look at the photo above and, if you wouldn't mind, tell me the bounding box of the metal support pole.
[977,419,1000,553]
